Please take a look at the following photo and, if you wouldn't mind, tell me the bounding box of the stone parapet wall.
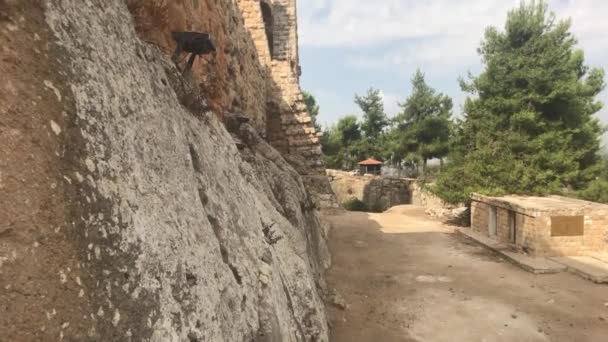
[327,170,457,212]
[327,170,412,211]
[409,182,450,209]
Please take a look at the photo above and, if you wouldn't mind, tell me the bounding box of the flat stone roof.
[471,193,608,217]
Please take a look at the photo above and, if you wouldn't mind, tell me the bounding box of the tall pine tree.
[321,115,362,169]
[435,0,605,204]
[393,69,452,172]
[355,88,388,140]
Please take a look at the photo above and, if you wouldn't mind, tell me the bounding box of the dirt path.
[324,206,608,342]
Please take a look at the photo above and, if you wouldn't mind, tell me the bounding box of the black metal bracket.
[171,31,216,74]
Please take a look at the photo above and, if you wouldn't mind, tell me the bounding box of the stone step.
[550,256,608,284]
[455,228,567,274]
[587,252,608,264]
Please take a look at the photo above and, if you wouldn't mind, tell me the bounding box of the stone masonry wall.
[470,201,489,235]
[472,201,537,251]
[529,214,608,257]
[238,0,324,174]
[471,199,608,257]
[239,0,273,66]
[327,170,412,212]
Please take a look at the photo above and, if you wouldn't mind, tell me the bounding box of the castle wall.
[239,0,324,174]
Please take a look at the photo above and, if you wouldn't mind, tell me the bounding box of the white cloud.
[379,90,401,117]
[300,0,608,69]
[345,36,480,73]
[299,0,517,48]
[300,0,608,139]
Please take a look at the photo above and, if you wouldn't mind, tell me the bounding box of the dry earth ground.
[324,206,608,342]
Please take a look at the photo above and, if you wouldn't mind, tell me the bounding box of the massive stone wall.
[239,0,324,174]
[0,0,331,340]
[125,0,324,174]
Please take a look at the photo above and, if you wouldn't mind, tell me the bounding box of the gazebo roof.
[358,158,383,166]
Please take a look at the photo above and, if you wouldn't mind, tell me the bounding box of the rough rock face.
[0,0,330,341]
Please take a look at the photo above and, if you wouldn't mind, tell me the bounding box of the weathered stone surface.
[0,0,330,341]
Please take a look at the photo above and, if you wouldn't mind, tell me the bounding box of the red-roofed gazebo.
[358,158,383,175]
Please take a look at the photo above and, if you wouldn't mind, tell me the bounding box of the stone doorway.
[488,206,497,237]
[508,210,517,244]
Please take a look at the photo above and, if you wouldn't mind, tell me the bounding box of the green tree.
[302,91,321,131]
[393,69,453,173]
[321,115,363,169]
[578,178,608,203]
[435,0,605,204]
[335,115,361,145]
[355,88,388,140]
[578,145,608,203]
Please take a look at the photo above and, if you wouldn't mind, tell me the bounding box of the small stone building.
[358,158,383,175]
[471,194,608,257]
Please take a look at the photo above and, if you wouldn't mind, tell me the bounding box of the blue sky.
[297,0,608,143]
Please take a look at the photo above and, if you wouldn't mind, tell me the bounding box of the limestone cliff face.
[0,0,330,341]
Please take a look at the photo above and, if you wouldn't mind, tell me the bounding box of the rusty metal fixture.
[171,31,216,74]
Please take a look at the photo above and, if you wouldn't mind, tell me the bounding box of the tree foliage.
[323,88,391,169]
[392,69,453,171]
[302,91,321,131]
[355,88,389,140]
[322,115,364,169]
[578,149,608,203]
[434,0,606,204]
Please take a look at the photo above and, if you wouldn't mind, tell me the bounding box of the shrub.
[578,179,608,204]
[342,198,367,212]
[126,0,169,37]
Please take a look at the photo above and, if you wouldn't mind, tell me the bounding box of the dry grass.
[125,0,170,38]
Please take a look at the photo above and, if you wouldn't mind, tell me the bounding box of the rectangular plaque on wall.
[551,216,584,237]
